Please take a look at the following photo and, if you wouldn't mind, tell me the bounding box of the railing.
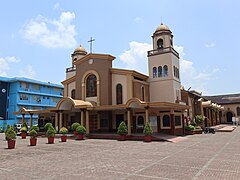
[148,47,179,58]
[66,66,76,73]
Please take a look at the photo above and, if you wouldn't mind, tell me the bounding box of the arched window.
[71,89,76,99]
[116,84,123,104]
[157,39,163,49]
[86,74,97,97]
[153,67,157,78]
[163,65,168,77]
[237,107,240,116]
[141,86,145,101]
[163,115,170,127]
[158,66,162,77]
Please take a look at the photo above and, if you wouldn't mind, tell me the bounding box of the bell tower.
[148,23,181,103]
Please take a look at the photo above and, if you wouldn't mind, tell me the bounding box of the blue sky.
[0,0,239,95]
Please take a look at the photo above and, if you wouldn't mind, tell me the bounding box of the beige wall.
[112,74,128,105]
[223,104,240,117]
[67,81,76,97]
[66,71,76,79]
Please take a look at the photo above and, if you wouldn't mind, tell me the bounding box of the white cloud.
[19,65,36,79]
[0,56,21,76]
[118,42,220,94]
[134,17,142,22]
[119,41,152,74]
[54,2,61,10]
[21,12,77,48]
[205,42,216,48]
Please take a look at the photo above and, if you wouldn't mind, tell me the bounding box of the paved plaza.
[1,128,240,180]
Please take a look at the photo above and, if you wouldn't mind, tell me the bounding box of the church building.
[54,23,188,136]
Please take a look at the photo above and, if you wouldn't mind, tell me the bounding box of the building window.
[141,86,145,101]
[86,74,97,97]
[20,82,29,90]
[19,94,29,101]
[71,89,76,99]
[237,107,240,116]
[116,84,123,104]
[163,115,170,127]
[157,38,163,49]
[158,66,162,77]
[163,65,168,77]
[32,84,40,90]
[52,97,60,103]
[175,116,181,126]
[137,116,144,128]
[173,66,176,77]
[32,95,41,103]
[153,67,157,78]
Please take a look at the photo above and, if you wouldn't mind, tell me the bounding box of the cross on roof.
[88,37,95,53]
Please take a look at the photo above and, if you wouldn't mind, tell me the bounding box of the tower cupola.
[71,45,87,64]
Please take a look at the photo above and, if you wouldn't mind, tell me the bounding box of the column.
[22,113,25,125]
[97,80,100,106]
[127,108,131,135]
[81,110,84,126]
[86,110,89,134]
[145,106,149,123]
[59,111,63,129]
[30,113,33,127]
[55,112,59,131]
[170,113,175,135]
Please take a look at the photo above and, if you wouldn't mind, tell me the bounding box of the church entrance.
[226,112,233,123]
[90,115,98,132]
[116,114,124,129]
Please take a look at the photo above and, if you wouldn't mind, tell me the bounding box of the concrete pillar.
[81,110,84,126]
[170,114,175,135]
[30,113,33,127]
[59,111,63,129]
[55,112,58,131]
[22,113,25,125]
[86,110,89,134]
[127,108,131,135]
[145,106,149,123]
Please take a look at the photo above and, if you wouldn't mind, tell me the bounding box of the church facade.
[53,23,188,135]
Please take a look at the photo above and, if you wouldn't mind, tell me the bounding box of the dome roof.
[74,45,87,54]
[155,23,170,32]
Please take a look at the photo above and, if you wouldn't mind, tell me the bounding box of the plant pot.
[48,136,55,144]
[8,140,16,149]
[73,130,77,136]
[21,132,27,139]
[30,137,37,146]
[144,135,151,142]
[118,134,126,141]
[61,135,67,142]
[76,134,84,140]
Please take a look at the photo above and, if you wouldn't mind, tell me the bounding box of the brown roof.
[204,93,240,104]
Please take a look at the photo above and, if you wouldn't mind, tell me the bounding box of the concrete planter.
[144,135,152,142]
[61,135,67,142]
[21,132,27,139]
[8,140,16,149]
[185,129,202,135]
[48,137,55,144]
[30,138,37,146]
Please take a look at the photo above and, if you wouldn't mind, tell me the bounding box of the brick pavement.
[0,128,240,180]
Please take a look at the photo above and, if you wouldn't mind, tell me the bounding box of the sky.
[0,0,240,96]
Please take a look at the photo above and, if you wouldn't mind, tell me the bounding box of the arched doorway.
[226,112,233,123]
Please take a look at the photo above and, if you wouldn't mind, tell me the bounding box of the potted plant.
[143,121,153,142]
[59,127,68,142]
[45,123,56,144]
[185,125,195,135]
[20,126,27,139]
[29,129,38,146]
[76,125,86,140]
[71,122,80,136]
[30,125,40,133]
[5,127,17,149]
[117,121,128,141]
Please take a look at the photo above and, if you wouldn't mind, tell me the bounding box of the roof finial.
[161,16,163,25]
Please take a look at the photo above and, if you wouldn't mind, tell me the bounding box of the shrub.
[60,127,68,134]
[29,129,38,138]
[20,126,27,132]
[71,122,80,131]
[30,125,39,133]
[5,124,11,133]
[195,115,205,126]
[46,126,56,137]
[5,127,16,141]
[117,121,128,135]
[76,125,86,135]
[143,121,153,136]
[185,125,195,131]
[44,123,53,130]
[23,122,28,130]
[190,120,197,127]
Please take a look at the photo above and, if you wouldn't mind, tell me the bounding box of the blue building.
[0,76,63,130]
